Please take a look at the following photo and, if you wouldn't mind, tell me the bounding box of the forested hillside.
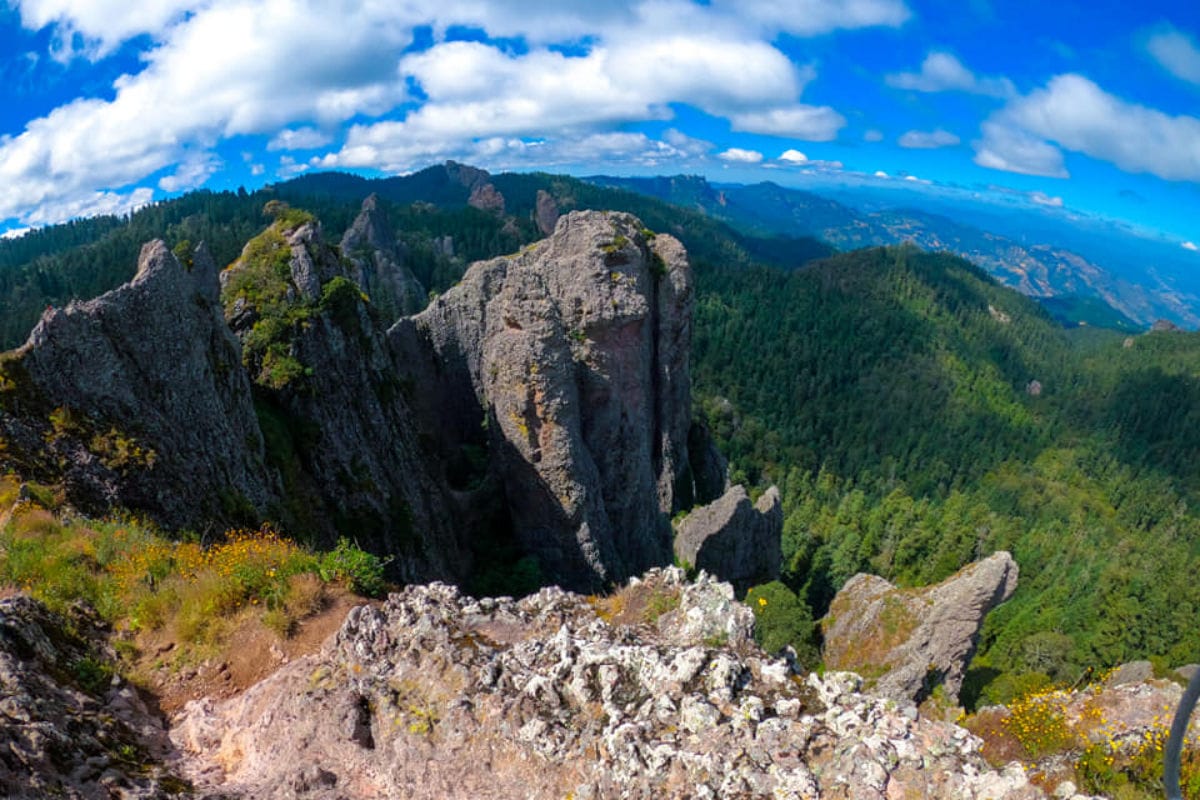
[690,244,1200,705]
[2,165,1199,708]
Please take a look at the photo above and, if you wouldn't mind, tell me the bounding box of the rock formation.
[393,211,700,590]
[535,188,560,235]
[172,568,1042,800]
[340,194,427,320]
[0,597,182,799]
[822,551,1019,704]
[0,241,275,530]
[673,484,782,595]
[221,218,464,582]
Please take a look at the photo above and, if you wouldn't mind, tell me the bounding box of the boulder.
[822,551,1019,704]
[673,485,782,595]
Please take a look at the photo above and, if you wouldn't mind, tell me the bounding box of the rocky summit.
[169,568,1041,800]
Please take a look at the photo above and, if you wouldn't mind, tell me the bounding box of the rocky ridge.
[171,567,1044,800]
[0,205,773,593]
[339,194,426,320]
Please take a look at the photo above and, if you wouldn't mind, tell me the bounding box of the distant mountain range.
[587,174,1195,329]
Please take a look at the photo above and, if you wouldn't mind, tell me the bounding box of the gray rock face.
[340,194,426,321]
[394,211,696,590]
[0,597,182,799]
[673,485,782,595]
[172,569,1043,800]
[822,551,1019,704]
[0,241,274,530]
[223,220,464,583]
[535,189,560,235]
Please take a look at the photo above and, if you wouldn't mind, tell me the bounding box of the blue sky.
[0,0,1197,249]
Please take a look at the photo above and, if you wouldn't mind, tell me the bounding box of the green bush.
[318,538,387,597]
[745,581,820,667]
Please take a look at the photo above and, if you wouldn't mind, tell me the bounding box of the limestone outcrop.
[172,568,1043,800]
[0,241,275,531]
[822,551,1019,704]
[340,194,426,321]
[673,484,782,595]
[394,211,698,590]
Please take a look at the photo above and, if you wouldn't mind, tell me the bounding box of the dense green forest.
[3,165,1199,708]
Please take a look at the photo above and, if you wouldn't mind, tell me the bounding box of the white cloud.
[718,147,764,164]
[903,174,931,184]
[873,170,888,177]
[1148,28,1200,85]
[1,227,33,240]
[268,127,334,151]
[1028,190,1063,207]
[779,149,808,163]
[886,51,1015,98]
[977,74,1200,181]
[729,105,846,141]
[863,129,884,142]
[973,120,1069,178]
[897,128,960,149]
[158,152,221,192]
[1,0,902,226]
[1184,241,1199,252]
[12,0,197,59]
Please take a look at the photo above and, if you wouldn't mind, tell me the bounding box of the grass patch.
[0,495,386,656]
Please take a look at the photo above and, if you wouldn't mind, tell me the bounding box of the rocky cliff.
[0,241,275,531]
[0,205,762,592]
[221,215,464,583]
[393,211,705,590]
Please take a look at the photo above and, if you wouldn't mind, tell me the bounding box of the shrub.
[745,581,820,667]
[318,538,387,597]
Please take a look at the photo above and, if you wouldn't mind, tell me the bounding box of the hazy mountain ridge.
[588,174,1198,329]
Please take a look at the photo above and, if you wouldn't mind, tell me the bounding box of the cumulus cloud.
[1148,27,1200,85]
[976,74,1200,181]
[886,51,1015,98]
[974,121,1069,178]
[1,227,33,240]
[898,128,960,149]
[873,170,888,177]
[779,149,808,163]
[718,148,764,163]
[729,105,846,141]
[12,0,197,59]
[0,0,912,227]
[268,127,334,151]
[158,152,221,192]
[1184,241,1199,252]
